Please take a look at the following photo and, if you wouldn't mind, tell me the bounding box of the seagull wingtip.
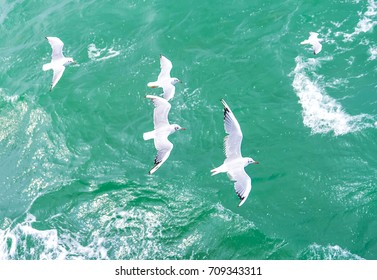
[238,199,246,207]
[221,99,229,109]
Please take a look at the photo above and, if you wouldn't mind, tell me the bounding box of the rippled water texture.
[0,0,376,260]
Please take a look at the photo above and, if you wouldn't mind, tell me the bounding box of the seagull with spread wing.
[211,99,259,207]
[42,36,76,91]
[147,55,181,101]
[300,32,322,55]
[143,95,185,174]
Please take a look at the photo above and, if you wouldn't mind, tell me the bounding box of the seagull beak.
[180,127,186,130]
[253,161,259,164]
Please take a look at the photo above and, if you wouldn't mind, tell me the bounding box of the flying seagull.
[42,36,76,91]
[211,99,259,207]
[143,95,185,174]
[147,55,181,101]
[300,32,322,55]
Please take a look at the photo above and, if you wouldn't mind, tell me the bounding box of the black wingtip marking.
[223,106,230,119]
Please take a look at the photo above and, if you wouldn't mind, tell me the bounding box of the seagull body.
[300,32,322,55]
[147,55,181,101]
[143,95,185,174]
[211,99,258,207]
[43,37,75,90]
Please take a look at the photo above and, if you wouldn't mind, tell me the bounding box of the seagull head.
[246,157,259,165]
[309,32,319,37]
[64,57,76,66]
[171,77,181,85]
[172,124,186,132]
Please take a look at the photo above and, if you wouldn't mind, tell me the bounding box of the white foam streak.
[343,0,377,41]
[300,243,364,260]
[368,45,377,60]
[292,56,375,136]
[0,214,108,260]
[88,43,120,61]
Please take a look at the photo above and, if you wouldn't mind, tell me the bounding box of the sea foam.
[0,214,108,260]
[88,43,120,62]
[343,0,377,41]
[368,45,377,60]
[292,56,375,136]
[298,243,364,260]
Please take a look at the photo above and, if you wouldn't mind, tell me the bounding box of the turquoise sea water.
[0,0,376,260]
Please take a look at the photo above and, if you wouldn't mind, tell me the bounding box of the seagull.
[42,36,76,91]
[211,99,259,207]
[147,55,181,101]
[300,32,322,55]
[143,95,185,174]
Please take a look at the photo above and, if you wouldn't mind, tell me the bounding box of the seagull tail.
[143,130,155,141]
[42,63,52,71]
[147,81,159,88]
[211,164,227,176]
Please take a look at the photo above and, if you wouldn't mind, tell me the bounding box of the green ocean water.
[0,0,376,260]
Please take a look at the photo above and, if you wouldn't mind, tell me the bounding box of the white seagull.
[211,99,259,207]
[42,36,76,91]
[147,55,181,101]
[143,95,185,174]
[300,32,322,55]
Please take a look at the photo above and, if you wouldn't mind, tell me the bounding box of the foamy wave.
[298,243,364,260]
[368,45,377,60]
[88,43,120,61]
[292,56,375,136]
[0,214,108,260]
[0,88,19,103]
[343,0,377,41]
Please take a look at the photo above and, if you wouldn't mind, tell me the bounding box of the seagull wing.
[158,55,173,81]
[221,99,243,160]
[51,65,65,90]
[146,95,171,129]
[162,83,175,101]
[309,32,319,39]
[228,167,252,207]
[301,32,322,54]
[312,41,322,55]
[46,37,65,61]
[149,136,173,174]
